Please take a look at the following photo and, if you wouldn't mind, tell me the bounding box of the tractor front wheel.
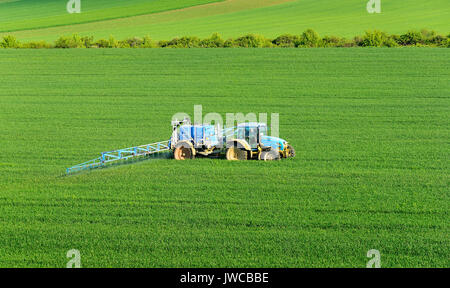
[174,146,193,160]
[286,144,296,158]
[259,149,280,161]
[226,147,248,160]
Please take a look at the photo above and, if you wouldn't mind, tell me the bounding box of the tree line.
[1,29,449,48]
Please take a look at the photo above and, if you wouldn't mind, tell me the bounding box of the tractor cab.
[234,122,267,149]
[225,122,294,160]
[233,122,295,157]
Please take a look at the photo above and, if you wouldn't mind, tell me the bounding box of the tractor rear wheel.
[286,144,296,158]
[259,149,280,161]
[174,146,193,160]
[226,147,248,160]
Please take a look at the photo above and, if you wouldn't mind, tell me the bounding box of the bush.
[1,35,20,48]
[223,39,234,48]
[321,36,341,47]
[233,34,273,48]
[82,36,94,48]
[341,39,358,47]
[353,36,363,46]
[95,39,110,48]
[122,37,144,48]
[141,36,156,48]
[157,40,170,48]
[418,30,446,46]
[54,35,71,48]
[54,34,85,48]
[359,30,388,47]
[166,36,201,48]
[430,35,446,46]
[398,30,423,45]
[420,29,441,45]
[272,34,300,47]
[199,33,224,48]
[421,29,436,40]
[94,36,122,48]
[116,40,130,48]
[21,41,52,49]
[297,29,321,47]
[383,37,399,47]
[390,34,401,44]
[108,36,119,48]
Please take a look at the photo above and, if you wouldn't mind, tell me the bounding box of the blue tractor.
[170,119,295,161]
[66,119,295,173]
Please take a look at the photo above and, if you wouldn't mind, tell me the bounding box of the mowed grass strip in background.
[2,0,449,41]
[0,49,449,267]
[0,0,223,32]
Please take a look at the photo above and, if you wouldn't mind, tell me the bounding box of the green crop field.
[0,49,448,267]
[1,0,449,41]
[0,0,223,32]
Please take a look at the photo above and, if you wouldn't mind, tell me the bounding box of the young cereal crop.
[1,0,448,42]
[0,49,448,267]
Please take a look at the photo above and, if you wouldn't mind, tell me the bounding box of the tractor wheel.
[259,149,280,161]
[226,147,248,160]
[286,144,296,158]
[174,146,193,160]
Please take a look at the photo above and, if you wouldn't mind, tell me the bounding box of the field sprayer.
[66,119,294,174]
[171,119,295,161]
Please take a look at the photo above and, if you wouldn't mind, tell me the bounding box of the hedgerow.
[272,34,300,47]
[0,35,20,48]
[1,29,449,48]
